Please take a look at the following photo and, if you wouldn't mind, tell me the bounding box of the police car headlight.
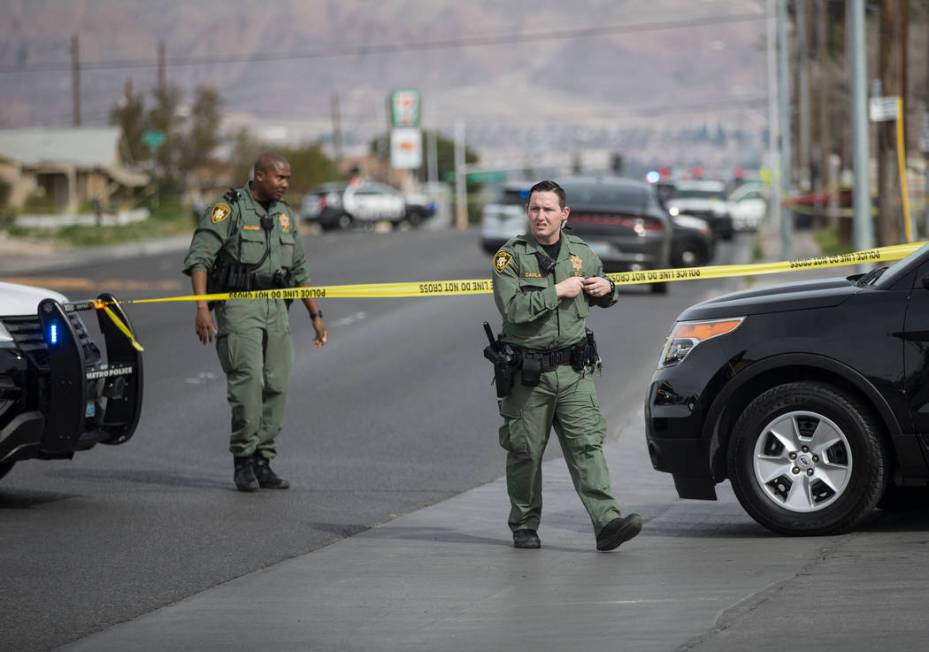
[659,317,744,368]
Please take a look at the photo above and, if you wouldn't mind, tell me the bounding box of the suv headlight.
[659,317,744,367]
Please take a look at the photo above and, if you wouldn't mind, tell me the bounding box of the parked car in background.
[560,177,672,294]
[728,183,768,232]
[0,282,143,481]
[645,244,929,535]
[301,181,435,231]
[670,214,715,268]
[479,182,531,254]
[665,180,734,241]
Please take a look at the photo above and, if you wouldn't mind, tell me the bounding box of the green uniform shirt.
[182,184,310,286]
[492,232,617,350]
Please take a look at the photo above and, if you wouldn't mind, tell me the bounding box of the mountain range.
[1,0,770,171]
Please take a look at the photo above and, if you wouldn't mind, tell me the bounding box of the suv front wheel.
[727,381,887,536]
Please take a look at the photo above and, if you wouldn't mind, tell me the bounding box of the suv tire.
[727,381,887,536]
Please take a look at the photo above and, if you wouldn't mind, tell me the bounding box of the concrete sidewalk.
[58,407,776,652]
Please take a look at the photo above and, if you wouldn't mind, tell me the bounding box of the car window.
[675,188,726,200]
[366,183,399,195]
[495,188,530,206]
[561,183,646,212]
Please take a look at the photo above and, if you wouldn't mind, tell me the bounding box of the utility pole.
[797,0,811,193]
[427,127,438,186]
[766,0,782,244]
[815,0,834,226]
[876,0,906,246]
[849,0,873,253]
[157,40,166,93]
[777,0,793,259]
[330,93,343,164]
[454,121,468,231]
[70,34,81,127]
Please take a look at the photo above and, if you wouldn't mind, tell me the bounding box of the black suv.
[645,245,929,535]
[0,282,143,480]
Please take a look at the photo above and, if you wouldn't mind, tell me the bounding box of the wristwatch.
[310,310,324,320]
[605,277,616,295]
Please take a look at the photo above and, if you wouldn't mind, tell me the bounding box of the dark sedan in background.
[481,177,673,294]
[645,244,929,535]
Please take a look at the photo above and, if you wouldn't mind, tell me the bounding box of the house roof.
[0,128,121,168]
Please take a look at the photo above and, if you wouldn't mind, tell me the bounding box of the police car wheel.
[650,283,668,295]
[0,460,14,481]
[336,213,353,230]
[727,381,887,536]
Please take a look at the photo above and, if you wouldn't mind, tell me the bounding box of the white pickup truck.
[0,282,143,480]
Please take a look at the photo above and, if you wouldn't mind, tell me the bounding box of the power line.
[0,12,763,76]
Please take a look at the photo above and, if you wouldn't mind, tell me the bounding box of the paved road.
[1,227,744,651]
[10,228,926,651]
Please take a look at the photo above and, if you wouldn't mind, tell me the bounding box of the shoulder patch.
[493,250,513,273]
[210,202,232,224]
[279,212,290,232]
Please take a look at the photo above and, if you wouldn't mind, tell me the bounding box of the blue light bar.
[48,322,58,345]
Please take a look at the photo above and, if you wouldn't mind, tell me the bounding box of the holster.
[483,343,518,398]
[571,328,602,373]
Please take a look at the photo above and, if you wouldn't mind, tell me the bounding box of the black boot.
[233,456,259,492]
[253,454,290,489]
[596,513,642,551]
[512,529,541,549]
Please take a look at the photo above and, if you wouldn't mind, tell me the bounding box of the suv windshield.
[875,242,929,288]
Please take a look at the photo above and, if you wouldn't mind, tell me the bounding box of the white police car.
[0,282,143,480]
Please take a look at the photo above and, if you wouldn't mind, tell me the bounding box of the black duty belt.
[518,346,576,372]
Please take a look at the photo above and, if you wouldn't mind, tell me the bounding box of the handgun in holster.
[482,322,518,398]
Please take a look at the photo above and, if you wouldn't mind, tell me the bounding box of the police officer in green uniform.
[183,152,328,492]
[491,179,641,550]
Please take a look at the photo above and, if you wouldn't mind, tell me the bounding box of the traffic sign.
[869,96,898,122]
[388,89,421,128]
[390,128,422,169]
[142,130,166,152]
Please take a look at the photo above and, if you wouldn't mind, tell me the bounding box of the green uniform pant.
[498,365,621,535]
[214,299,294,459]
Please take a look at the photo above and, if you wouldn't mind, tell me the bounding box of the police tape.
[17,240,925,353]
[605,241,923,286]
[106,241,923,305]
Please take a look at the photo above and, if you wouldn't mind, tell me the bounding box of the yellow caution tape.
[606,242,923,286]
[96,299,145,352]
[107,241,923,304]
